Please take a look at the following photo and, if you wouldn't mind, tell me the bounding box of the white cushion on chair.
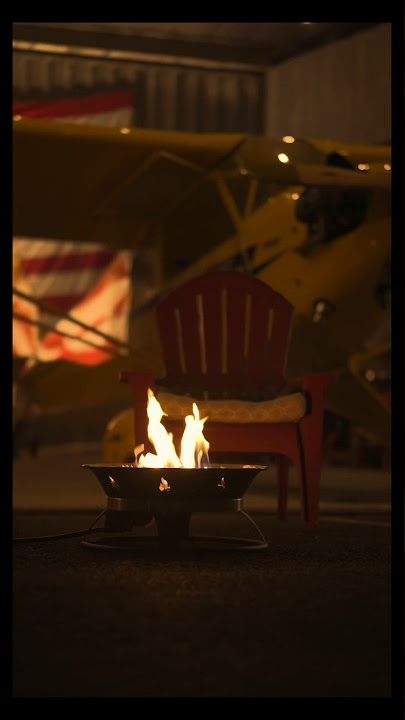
[155,390,307,423]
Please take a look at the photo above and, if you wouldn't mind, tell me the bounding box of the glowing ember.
[136,389,210,469]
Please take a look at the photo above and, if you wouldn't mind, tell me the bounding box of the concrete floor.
[11,443,398,701]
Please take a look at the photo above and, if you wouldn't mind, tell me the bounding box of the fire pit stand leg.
[153,512,191,550]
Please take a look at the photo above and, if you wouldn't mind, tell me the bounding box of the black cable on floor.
[13,509,108,544]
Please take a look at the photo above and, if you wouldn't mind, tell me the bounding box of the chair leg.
[296,422,322,530]
[276,454,289,521]
[297,372,336,528]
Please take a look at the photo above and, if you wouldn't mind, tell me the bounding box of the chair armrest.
[284,371,336,395]
[298,372,337,424]
[284,372,337,418]
[301,372,338,394]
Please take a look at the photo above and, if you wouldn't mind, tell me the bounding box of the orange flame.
[136,389,210,469]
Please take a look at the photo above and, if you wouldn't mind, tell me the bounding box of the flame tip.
[135,390,210,469]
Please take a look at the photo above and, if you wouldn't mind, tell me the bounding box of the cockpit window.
[296,152,369,254]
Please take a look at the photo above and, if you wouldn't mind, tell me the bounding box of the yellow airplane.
[12,117,391,458]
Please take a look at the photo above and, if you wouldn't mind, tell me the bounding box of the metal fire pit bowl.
[82,463,268,552]
[83,463,265,501]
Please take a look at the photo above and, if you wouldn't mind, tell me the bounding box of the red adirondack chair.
[120,270,335,529]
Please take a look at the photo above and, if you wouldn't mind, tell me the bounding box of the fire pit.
[82,463,268,552]
[81,389,268,552]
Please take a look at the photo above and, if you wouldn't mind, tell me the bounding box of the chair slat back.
[156,270,294,399]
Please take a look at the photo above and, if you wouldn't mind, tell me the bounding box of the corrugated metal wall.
[264,23,391,144]
[12,50,264,134]
[13,24,391,142]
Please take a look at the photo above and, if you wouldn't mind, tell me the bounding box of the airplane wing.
[232,135,391,190]
[13,118,391,257]
[13,117,247,248]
